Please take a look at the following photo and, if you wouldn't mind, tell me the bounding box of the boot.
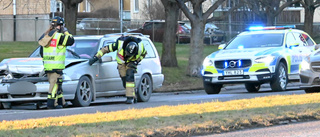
[47,99,55,109]
[55,98,63,109]
[125,97,135,104]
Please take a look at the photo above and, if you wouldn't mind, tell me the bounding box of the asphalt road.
[0,82,305,121]
[199,120,320,137]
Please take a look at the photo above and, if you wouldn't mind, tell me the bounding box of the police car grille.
[311,62,320,72]
[215,59,251,69]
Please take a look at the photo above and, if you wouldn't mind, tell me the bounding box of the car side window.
[293,32,308,47]
[301,33,315,46]
[102,40,117,60]
[286,32,296,47]
[144,23,152,30]
[142,40,156,58]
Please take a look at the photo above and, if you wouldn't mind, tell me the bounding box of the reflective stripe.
[43,52,65,56]
[126,83,135,87]
[62,35,69,45]
[44,61,65,64]
[108,43,114,52]
[51,84,58,98]
[56,94,63,99]
[97,50,103,57]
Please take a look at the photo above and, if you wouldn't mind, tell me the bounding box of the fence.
[1,18,319,43]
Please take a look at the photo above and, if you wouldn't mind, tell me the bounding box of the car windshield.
[66,39,99,59]
[225,33,284,49]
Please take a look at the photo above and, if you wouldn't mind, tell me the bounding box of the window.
[143,40,156,58]
[286,32,296,47]
[134,0,139,12]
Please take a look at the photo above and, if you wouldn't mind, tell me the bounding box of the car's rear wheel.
[204,83,222,94]
[136,74,153,102]
[305,87,320,93]
[245,83,261,93]
[72,76,93,107]
[270,62,288,91]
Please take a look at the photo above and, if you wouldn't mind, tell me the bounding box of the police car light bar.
[248,25,296,31]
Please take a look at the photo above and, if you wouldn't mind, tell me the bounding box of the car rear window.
[225,33,284,49]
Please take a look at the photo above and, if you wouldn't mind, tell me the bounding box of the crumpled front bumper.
[0,77,78,102]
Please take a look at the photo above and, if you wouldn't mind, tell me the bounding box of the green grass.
[1,93,320,136]
[0,42,39,60]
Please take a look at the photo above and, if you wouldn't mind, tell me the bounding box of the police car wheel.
[136,74,153,102]
[304,87,320,93]
[204,83,222,94]
[72,76,93,107]
[245,83,260,93]
[270,62,288,91]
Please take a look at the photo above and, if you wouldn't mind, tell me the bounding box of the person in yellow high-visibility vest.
[89,35,147,104]
[38,16,74,109]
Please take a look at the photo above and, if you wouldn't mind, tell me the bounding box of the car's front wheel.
[136,74,153,102]
[270,62,288,91]
[305,87,320,93]
[245,83,260,93]
[72,76,93,107]
[204,83,222,94]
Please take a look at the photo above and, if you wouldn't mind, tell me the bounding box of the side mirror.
[101,55,112,62]
[218,44,226,50]
[315,44,320,51]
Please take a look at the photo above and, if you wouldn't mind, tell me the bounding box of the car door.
[136,39,160,80]
[286,32,302,74]
[95,40,124,93]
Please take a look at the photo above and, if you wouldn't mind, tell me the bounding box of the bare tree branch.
[3,0,12,10]
[176,0,195,21]
[275,0,300,15]
[203,0,225,19]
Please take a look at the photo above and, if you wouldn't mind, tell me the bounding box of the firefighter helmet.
[51,16,64,25]
[125,42,138,57]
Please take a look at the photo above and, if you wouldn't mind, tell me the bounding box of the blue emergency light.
[248,25,296,31]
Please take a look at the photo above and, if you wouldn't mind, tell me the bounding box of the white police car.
[202,25,316,94]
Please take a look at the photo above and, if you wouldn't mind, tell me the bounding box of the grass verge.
[1,93,320,136]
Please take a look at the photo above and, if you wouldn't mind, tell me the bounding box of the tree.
[160,0,179,67]
[242,0,300,25]
[61,0,83,35]
[142,0,166,20]
[300,0,320,36]
[176,0,225,77]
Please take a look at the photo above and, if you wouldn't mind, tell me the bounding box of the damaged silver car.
[0,33,164,109]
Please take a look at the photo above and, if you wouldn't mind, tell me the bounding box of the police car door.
[286,32,302,76]
[293,32,315,57]
[96,40,124,93]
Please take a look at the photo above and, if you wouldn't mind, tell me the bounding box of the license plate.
[224,70,244,75]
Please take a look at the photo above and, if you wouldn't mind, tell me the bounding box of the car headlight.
[300,56,311,71]
[254,55,275,64]
[202,57,213,67]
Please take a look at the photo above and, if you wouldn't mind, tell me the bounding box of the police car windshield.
[66,39,99,59]
[225,33,284,49]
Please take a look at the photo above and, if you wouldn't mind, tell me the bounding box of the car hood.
[208,47,282,60]
[0,57,87,74]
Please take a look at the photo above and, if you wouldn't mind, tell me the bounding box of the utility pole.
[120,0,123,33]
[13,0,16,41]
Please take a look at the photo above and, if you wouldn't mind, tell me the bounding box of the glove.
[127,62,137,69]
[89,56,99,65]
